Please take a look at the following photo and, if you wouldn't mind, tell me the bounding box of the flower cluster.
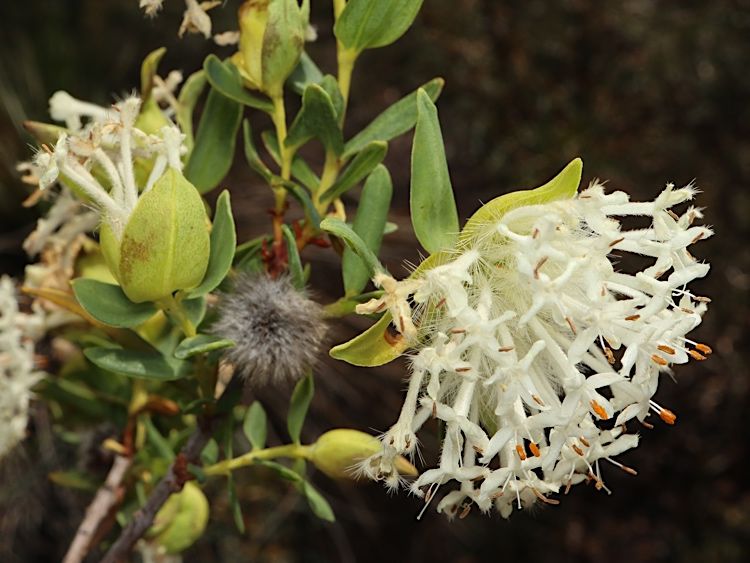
[0,277,46,459]
[356,182,712,518]
[31,94,186,242]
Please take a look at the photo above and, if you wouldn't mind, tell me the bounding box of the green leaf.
[201,439,219,465]
[84,346,187,381]
[49,470,99,492]
[182,296,208,328]
[321,218,384,279]
[301,481,335,522]
[72,279,157,328]
[460,158,583,244]
[287,373,314,444]
[176,70,208,154]
[321,141,387,202]
[22,121,67,146]
[319,75,345,121]
[189,190,236,296]
[255,460,335,522]
[140,47,166,100]
[242,402,267,450]
[285,84,343,154]
[184,87,243,193]
[410,89,459,254]
[174,334,234,360]
[262,130,321,191]
[227,472,245,533]
[203,55,273,112]
[144,417,175,460]
[330,251,447,366]
[342,165,393,296]
[242,120,273,182]
[343,77,444,158]
[334,0,424,52]
[281,224,304,289]
[288,51,324,95]
[279,179,321,229]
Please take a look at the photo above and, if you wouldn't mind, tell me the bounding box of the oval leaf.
[334,0,424,52]
[320,218,384,279]
[288,51,324,95]
[140,47,167,100]
[321,141,387,202]
[176,70,208,154]
[410,89,459,254]
[261,130,321,190]
[72,278,157,328]
[189,190,237,296]
[242,401,268,450]
[174,334,235,360]
[242,119,273,182]
[342,165,393,296]
[204,55,274,112]
[343,77,444,157]
[285,84,343,154]
[287,372,314,444]
[184,87,243,193]
[84,346,187,381]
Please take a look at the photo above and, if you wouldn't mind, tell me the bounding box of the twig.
[99,416,217,563]
[62,455,132,563]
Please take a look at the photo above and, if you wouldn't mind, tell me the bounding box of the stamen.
[694,343,712,354]
[650,354,669,366]
[572,444,584,456]
[657,344,676,355]
[590,399,609,420]
[515,444,527,461]
[625,314,641,321]
[533,256,549,279]
[687,349,706,361]
[529,442,541,457]
[498,346,514,352]
[532,488,560,505]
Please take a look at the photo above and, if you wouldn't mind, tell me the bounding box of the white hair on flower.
[356,179,712,518]
[33,95,187,240]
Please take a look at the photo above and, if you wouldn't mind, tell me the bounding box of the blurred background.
[1,1,749,561]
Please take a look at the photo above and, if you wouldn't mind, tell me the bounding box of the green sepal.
[321,141,387,202]
[189,190,236,297]
[71,278,158,328]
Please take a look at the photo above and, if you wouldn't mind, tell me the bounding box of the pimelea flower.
[212,274,327,388]
[0,277,45,460]
[356,177,712,518]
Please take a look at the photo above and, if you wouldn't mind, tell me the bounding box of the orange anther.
[609,237,625,248]
[455,367,472,373]
[625,314,641,321]
[590,399,610,420]
[659,408,677,425]
[579,436,590,447]
[657,344,676,355]
[688,349,707,361]
[620,465,638,476]
[572,444,585,456]
[604,347,615,365]
[651,354,669,366]
[498,346,515,352]
[529,442,541,457]
[515,444,527,461]
[566,316,577,335]
[532,395,545,406]
[694,343,712,354]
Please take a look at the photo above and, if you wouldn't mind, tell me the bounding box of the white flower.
[34,95,187,241]
[179,0,221,39]
[0,277,45,459]
[358,180,712,517]
[139,0,165,17]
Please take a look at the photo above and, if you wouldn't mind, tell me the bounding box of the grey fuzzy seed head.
[211,273,326,388]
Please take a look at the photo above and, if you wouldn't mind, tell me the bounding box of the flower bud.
[149,481,209,554]
[235,0,307,97]
[100,168,210,303]
[309,429,417,480]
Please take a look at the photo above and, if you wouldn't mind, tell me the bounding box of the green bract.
[100,168,210,304]
[235,0,308,97]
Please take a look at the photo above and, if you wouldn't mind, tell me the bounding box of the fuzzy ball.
[212,274,326,388]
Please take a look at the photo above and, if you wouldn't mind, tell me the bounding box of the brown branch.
[99,417,217,563]
[62,455,132,563]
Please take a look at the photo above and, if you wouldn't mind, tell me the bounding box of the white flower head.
[359,178,712,518]
[35,93,188,242]
[0,277,45,459]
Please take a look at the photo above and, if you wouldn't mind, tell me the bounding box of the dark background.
[1,1,748,562]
